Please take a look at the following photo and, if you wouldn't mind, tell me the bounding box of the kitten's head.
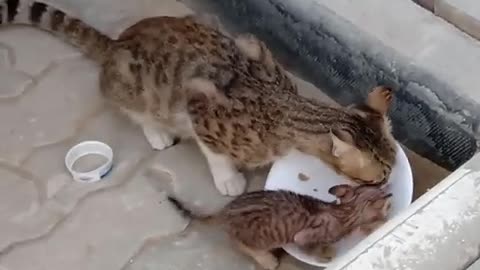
[330,86,396,184]
[328,184,392,225]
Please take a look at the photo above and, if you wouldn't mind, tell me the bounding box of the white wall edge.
[328,154,480,270]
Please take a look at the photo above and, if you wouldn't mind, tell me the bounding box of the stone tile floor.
[0,0,450,269]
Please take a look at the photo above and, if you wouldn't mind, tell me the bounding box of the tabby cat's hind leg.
[100,53,175,151]
[126,111,174,151]
[236,242,279,270]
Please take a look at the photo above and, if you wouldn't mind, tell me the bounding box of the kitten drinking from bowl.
[168,183,392,270]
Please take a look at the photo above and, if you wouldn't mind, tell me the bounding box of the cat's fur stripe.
[0,0,112,60]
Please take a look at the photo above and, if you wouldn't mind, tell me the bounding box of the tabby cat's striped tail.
[0,0,113,61]
[167,196,218,225]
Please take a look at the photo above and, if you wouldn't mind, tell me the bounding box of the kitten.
[168,184,392,269]
[1,1,396,196]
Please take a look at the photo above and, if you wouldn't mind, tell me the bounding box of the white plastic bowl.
[264,143,413,267]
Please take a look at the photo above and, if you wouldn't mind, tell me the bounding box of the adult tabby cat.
[0,0,397,196]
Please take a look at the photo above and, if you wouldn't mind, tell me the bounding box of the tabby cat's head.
[330,86,397,185]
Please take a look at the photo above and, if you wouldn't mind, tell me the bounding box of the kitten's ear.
[371,197,392,211]
[328,184,354,201]
[330,129,355,157]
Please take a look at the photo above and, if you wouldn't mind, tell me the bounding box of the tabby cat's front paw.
[145,131,174,151]
[214,172,247,196]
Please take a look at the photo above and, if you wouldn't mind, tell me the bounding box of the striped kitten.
[0,0,396,197]
[168,184,392,269]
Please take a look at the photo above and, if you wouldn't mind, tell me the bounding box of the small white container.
[65,140,114,183]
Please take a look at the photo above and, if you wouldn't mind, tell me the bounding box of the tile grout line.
[0,153,155,261]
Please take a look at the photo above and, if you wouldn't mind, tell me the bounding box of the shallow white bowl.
[264,143,413,267]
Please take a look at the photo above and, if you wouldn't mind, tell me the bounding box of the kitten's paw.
[313,245,336,263]
[214,172,247,196]
[258,255,279,270]
[145,131,174,151]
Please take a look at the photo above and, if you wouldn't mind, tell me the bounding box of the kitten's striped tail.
[167,196,218,225]
[0,0,113,61]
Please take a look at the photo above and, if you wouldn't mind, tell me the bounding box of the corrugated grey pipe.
[192,0,479,171]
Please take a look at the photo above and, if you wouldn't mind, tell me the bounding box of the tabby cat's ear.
[330,129,355,157]
[366,85,393,115]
